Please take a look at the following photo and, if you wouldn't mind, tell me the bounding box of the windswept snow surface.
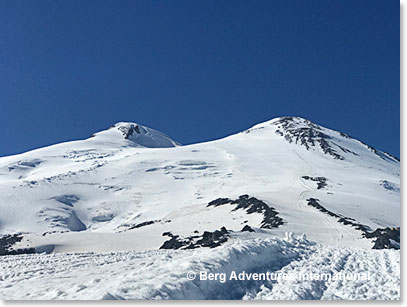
[0,236,399,300]
[0,117,400,300]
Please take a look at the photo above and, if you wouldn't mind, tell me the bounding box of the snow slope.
[0,116,400,300]
[0,235,399,300]
[0,117,399,249]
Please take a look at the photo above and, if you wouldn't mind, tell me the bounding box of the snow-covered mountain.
[0,116,400,300]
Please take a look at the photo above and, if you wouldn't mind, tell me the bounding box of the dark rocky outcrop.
[306,198,399,249]
[160,227,229,250]
[0,234,35,256]
[207,195,284,229]
[207,198,231,207]
[274,117,347,160]
[128,220,159,230]
[272,117,362,160]
[160,234,191,250]
[307,198,341,219]
[241,225,255,232]
[118,124,145,139]
[306,198,370,232]
[195,227,229,248]
[302,176,328,189]
[363,227,400,249]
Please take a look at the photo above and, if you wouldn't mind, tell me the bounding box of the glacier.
[0,116,400,300]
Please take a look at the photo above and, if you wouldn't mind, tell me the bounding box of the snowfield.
[0,116,400,300]
[0,235,399,300]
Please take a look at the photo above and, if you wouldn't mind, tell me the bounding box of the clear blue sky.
[0,0,400,157]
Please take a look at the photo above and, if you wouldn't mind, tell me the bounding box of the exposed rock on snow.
[0,234,35,256]
[363,227,400,249]
[128,220,160,230]
[273,117,356,160]
[207,195,284,229]
[0,116,400,300]
[160,227,230,250]
[302,176,328,189]
[241,225,255,232]
[306,198,371,233]
[110,122,179,148]
[306,198,400,249]
[0,116,398,241]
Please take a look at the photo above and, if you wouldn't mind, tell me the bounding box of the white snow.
[0,235,399,300]
[0,116,400,300]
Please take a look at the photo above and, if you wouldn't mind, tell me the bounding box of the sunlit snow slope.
[0,117,400,253]
[0,236,400,300]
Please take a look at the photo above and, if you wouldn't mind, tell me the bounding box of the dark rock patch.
[208,197,232,207]
[302,176,328,189]
[160,234,190,250]
[272,117,360,160]
[307,198,341,219]
[306,198,400,249]
[241,225,255,232]
[274,117,345,160]
[363,227,400,249]
[306,198,370,232]
[207,195,284,229]
[0,234,35,256]
[118,124,145,139]
[160,227,229,250]
[195,227,229,248]
[128,220,159,230]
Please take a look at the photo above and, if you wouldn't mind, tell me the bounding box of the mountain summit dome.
[91,122,179,148]
[242,116,399,162]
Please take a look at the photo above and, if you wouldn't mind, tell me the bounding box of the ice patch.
[52,195,80,207]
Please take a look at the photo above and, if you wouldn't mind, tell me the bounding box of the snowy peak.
[0,115,400,255]
[117,122,148,139]
[245,116,399,162]
[92,122,179,148]
[273,116,352,160]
